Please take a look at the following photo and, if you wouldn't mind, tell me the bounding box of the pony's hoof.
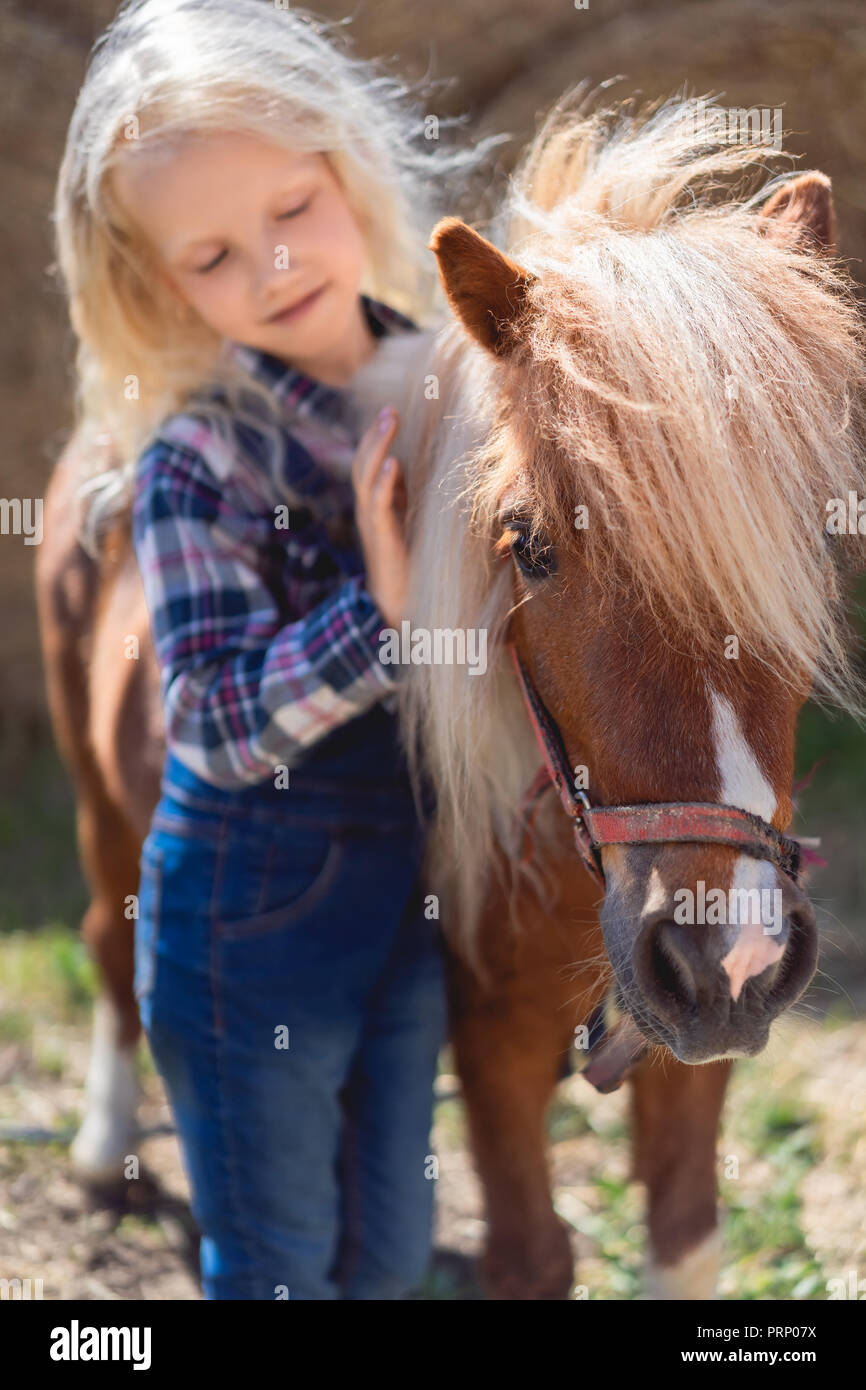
[482,1225,574,1300]
[644,1227,722,1300]
[69,1117,139,1186]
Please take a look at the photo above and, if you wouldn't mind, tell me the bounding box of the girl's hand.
[351,405,409,631]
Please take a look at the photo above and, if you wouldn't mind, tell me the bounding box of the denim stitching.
[209,818,230,1038]
[207,819,265,1293]
[212,835,347,939]
[207,815,289,1298]
[135,844,163,1003]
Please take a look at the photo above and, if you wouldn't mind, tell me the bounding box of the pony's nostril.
[765,908,818,1007]
[648,921,699,1011]
[721,916,787,1002]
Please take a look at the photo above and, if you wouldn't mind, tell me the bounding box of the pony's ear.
[428,217,536,357]
[758,172,836,253]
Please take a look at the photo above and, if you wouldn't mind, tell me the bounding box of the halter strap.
[508,644,803,888]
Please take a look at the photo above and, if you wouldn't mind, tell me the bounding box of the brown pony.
[37,97,866,1300]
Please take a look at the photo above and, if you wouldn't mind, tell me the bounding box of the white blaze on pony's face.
[425,132,865,1062]
[710,691,777,824]
[709,690,786,1003]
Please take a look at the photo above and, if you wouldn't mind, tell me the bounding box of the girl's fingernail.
[377,407,393,432]
[383,456,395,472]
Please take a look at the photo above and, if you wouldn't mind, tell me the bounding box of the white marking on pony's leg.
[709,690,784,999]
[70,994,139,1184]
[709,690,776,821]
[646,1226,722,1300]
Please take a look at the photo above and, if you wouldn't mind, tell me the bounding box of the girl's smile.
[262,282,329,325]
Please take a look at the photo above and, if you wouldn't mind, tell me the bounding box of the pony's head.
[420,96,866,1064]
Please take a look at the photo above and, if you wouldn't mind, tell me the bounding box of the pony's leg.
[629,1054,732,1299]
[447,856,600,1300]
[448,947,576,1299]
[36,446,148,1184]
[69,802,142,1184]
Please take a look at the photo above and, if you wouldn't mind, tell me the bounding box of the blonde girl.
[54,0,502,1299]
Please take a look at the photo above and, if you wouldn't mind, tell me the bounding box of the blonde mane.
[367,93,866,950]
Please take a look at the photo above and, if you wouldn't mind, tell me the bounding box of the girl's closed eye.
[277,196,312,220]
[196,248,228,274]
[193,195,313,272]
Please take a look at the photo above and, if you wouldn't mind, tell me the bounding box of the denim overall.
[134,702,447,1300]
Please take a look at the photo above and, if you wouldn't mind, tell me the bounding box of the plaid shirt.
[132,295,417,789]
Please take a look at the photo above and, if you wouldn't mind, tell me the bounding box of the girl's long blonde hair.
[54,0,508,552]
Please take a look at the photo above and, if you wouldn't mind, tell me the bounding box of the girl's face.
[112,129,375,384]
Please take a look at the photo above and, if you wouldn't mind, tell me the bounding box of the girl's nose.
[254,234,295,303]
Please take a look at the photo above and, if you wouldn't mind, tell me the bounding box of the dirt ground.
[1,989,864,1300]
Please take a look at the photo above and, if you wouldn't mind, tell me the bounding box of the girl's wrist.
[374,602,400,630]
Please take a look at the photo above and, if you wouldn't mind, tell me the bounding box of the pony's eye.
[509,527,556,578]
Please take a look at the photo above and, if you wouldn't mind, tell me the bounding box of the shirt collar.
[225,294,418,422]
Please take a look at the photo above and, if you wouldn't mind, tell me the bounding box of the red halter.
[509,644,804,889]
[508,643,812,1093]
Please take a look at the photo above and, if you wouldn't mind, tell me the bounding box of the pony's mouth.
[575,998,648,1093]
[615,977,777,1065]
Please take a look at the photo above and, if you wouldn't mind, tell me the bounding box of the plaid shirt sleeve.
[131,429,398,789]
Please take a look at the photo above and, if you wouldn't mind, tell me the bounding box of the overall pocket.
[212,821,346,939]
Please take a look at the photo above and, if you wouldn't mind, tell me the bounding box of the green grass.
[0,1009,34,1043]
[433,1096,467,1148]
[720,1075,827,1299]
[0,739,86,936]
[547,1095,592,1141]
[412,1259,485,1301]
[555,1172,646,1300]
[0,924,97,1023]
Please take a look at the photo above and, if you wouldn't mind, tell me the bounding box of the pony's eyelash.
[493,530,518,559]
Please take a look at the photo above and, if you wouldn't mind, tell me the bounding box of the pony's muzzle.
[620,868,818,1062]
